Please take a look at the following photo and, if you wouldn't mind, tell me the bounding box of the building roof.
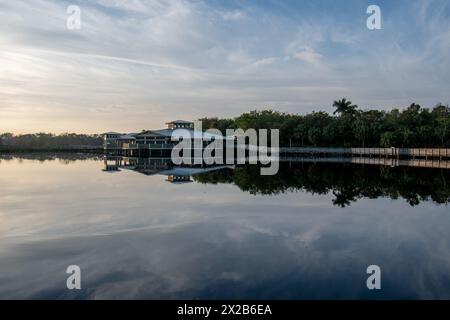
[135,130,160,137]
[103,131,122,135]
[165,120,193,124]
[105,120,233,140]
[169,129,228,140]
[153,129,175,136]
[117,133,137,140]
[134,128,228,140]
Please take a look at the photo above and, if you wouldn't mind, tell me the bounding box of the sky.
[0,0,449,134]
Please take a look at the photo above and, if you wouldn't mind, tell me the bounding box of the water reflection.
[0,152,101,163]
[104,156,450,207]
[198,163,450,207]
[1,154,450,299]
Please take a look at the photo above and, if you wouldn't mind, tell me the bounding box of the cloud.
[0,0,449,133]
[219,10,246,21]
[293,47,322,65]
[251,57,279,67]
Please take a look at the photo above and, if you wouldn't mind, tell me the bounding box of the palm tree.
[333,98,357,116]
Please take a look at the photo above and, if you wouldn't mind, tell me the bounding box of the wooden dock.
[280,147,450,159]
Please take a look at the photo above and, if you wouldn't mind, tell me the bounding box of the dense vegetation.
[1,99,449,149]
[200,99,450,147]
[0,133,103,151]
[194,162,450,207]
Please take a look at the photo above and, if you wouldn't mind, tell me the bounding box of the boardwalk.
[280,147,450,159]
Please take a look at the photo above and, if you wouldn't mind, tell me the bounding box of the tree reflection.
[194,162,450,207]
[0,153,101,163]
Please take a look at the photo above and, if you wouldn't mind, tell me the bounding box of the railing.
[280,147,352,154]
[351,148,395,156]
[399,148,450,158]
[137,143,175,149]
[108,143,450,159]
[280,147,450,158]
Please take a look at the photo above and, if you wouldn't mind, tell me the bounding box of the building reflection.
[166,175,193,184]
[102,156,229,183]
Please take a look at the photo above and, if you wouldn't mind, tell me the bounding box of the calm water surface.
[1,154,450,299]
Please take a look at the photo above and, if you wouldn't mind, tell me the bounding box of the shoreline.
[0,148,103,153]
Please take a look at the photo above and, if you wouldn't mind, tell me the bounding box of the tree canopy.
[0,133,102,150]
[2,99,449,149]
[200,100,450,147]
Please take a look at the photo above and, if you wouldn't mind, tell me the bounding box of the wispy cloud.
[293,47,323,65]
[0,0,449,133]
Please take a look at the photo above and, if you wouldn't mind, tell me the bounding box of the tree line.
[199,99,450,147]
[0,133,103,151]
[1,98,449,149]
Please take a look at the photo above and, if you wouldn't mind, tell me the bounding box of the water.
[1,153,450,299]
